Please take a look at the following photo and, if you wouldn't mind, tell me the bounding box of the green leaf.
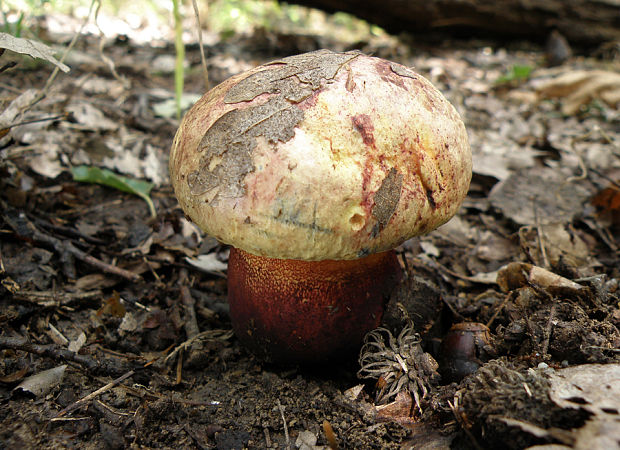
[71,165,156,218]
[496,64,534,84]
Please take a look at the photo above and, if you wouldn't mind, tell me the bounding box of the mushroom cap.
[170,50,472,260]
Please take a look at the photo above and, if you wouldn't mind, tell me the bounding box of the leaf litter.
[0,11,619,450]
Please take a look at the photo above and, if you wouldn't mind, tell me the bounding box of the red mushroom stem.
[227,247,403,363]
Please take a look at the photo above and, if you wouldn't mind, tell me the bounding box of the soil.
[1,13,619,450]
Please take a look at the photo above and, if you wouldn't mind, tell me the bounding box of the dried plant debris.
[534,69,620,115]
[488,166,592,226]
[517,223,594,269]
[492,263,620,364]
[457,361,620,449]
[457,360,590,449]
[0,32,70,72]
[358,318,440,415]
[547,363,620,418]
[12,365,67,398]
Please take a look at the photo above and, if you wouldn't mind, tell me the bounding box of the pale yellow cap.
[170,50,472,260]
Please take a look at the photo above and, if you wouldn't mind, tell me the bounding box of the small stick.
[541,303,557,357]
[322,420,338,450]
[276,399,290,449]
[533,205,550,268]
[5,209,140,282]
[53,370,135,419]
[448,396,483,450]
[14,289,103,307]
[179,269,199,339]
[175,348,184,385]
[486,291,516,329]
[191,0,210,91]
[0,336,133,376]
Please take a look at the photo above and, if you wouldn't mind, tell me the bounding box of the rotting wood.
[290,0,620,45]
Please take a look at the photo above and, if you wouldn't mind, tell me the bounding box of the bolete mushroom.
[170,50,471,363]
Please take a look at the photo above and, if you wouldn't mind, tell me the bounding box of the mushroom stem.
[227,248,403,363]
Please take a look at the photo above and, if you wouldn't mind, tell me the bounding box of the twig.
[179,269,199,339]
[94,0,130,91]
[533,205,550,268]
[164,329,234,364]
[0,335,134,377]
[448,395,483,450]
[93,399,132,417]
[52,369,135,419]
[277,399,290,450]
[263,427,272,448]
[191,0,210,92]
[486,291,515,328]
[27,0,97,110]
[4,208,140,282]
[175,348,184,385]
[13,289,103,307]
[541,303,557,357]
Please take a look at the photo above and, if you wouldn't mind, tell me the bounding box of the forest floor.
[1,10,619,450]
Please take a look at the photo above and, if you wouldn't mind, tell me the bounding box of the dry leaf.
[13,365,66,397]
[497,262,586,295]
[67,332,87,353]
[535,70,620,115]
[375,390,416,424]
[185,254,228,274]
[592,185,620,226]
[67,102,118,131]
[548,363,620,418]
[489,167,591,225]
[0,367,29,384]
[0,32,69,72]
[519,223,592,268]
[295,430,321,450]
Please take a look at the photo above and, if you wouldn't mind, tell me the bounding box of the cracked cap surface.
[169,50,472,260]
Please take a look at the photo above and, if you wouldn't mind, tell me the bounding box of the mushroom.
[169,50,472,363]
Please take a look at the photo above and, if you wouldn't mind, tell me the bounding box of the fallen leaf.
[496,262,586,296]
[548,363,620,418]
[519,223,593,268]
[119,312,138,334]
[67,332,86,353]
[0,32,69,72]
[66,102,118,131]
[185,254,228,275]
[295,430,319,450]
[13,365,67,397]
[489,167,591,225]
[592,185,620,226]
[152,93,201,118]
[97,292,126,318]
[375,390,416,424]
[0,367,29,383]
[534,69,620,115]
